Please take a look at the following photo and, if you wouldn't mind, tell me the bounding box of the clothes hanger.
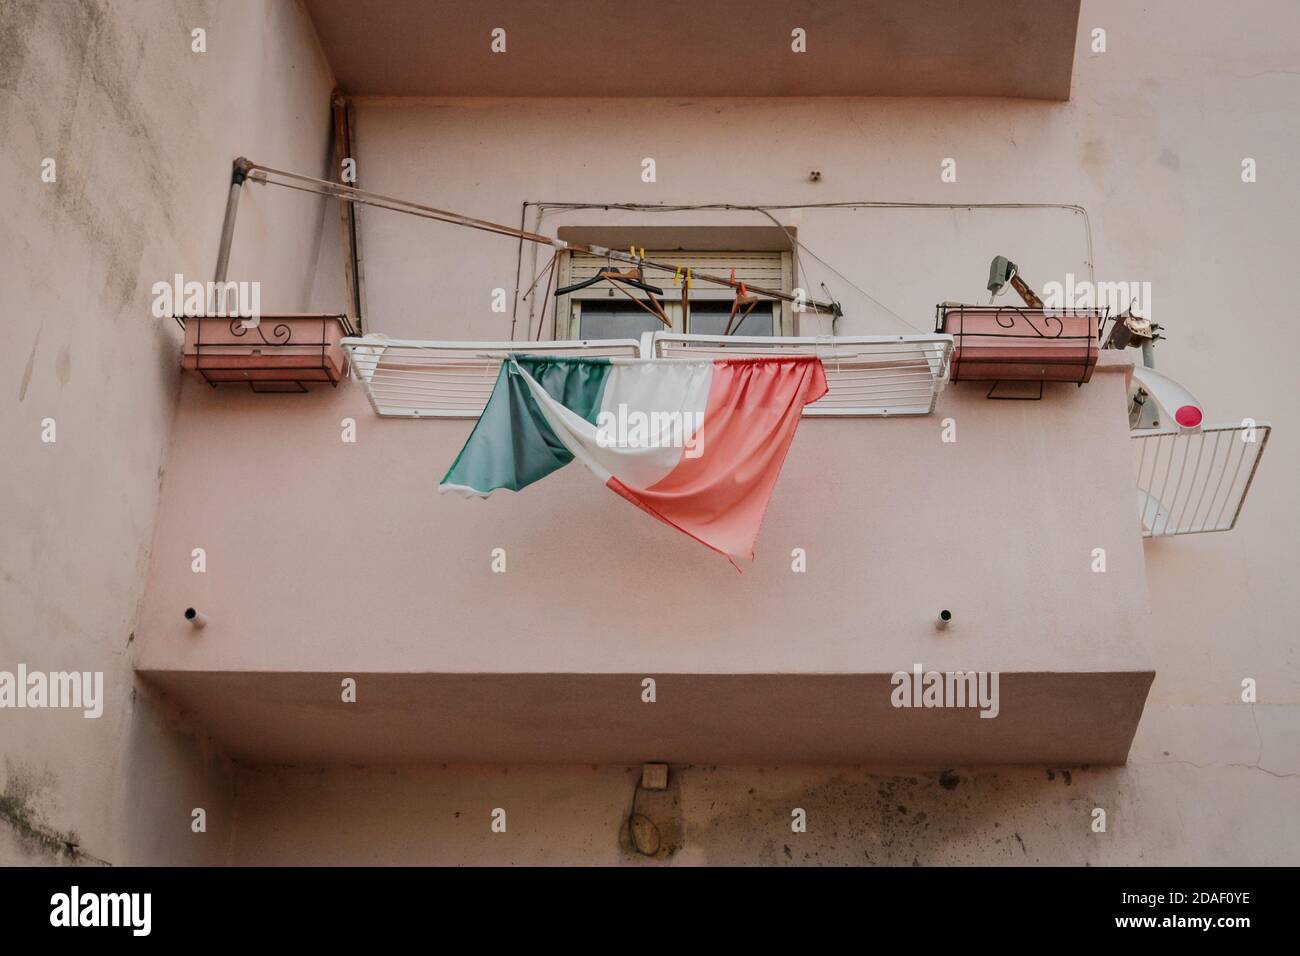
[554,248,665,296]
[554,248,670,326]
[553,268,665,296]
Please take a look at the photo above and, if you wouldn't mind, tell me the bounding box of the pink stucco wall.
[1,0,343,865]
[141,358,1146,676]
[132,0,1297,854]
[9,0,1294,865]
[135,349,1150,763]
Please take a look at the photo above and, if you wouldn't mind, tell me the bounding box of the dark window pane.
[687,302,776,336]
[578,304,662,340]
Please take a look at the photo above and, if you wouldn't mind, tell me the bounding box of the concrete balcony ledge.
[139,670,1152,765]
[137,350,1151,765]
[304,0,1083,100]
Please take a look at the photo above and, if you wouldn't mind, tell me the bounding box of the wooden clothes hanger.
[680,267,691,330]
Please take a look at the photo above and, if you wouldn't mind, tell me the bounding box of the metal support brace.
[210,157,252,317]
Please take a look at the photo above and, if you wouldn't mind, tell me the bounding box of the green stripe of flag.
[440,355,612,495]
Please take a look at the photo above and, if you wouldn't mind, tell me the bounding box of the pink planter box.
[937,305,1101,384]
[181,314,350,391]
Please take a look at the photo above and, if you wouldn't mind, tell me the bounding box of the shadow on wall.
[116,682,238,866]
[0,685,237,866]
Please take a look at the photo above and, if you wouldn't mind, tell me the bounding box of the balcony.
[303,0,1083,100]
[135,342,1155,765]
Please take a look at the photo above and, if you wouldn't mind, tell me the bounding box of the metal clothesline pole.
[207,160,250,324]
[237,158,840,315]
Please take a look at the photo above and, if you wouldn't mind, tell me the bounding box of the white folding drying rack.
[644,332,953,417]
[342,334,1271,538]
[342,332,954,420]
[342,337,642,418]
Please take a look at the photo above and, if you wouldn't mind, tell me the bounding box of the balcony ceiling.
[304,0,1081,100]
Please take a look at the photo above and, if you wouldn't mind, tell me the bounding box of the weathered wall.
[228,761,1300,866]
[0,0,344,864]
[219,0,1296,862]
[4,0,1296,866]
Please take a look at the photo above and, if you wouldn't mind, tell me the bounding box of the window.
[684,300,777,337]
[575,303,669,341]
[557,249,793,340]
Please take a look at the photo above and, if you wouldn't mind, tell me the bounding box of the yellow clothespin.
[685,267,692,290]
[674,265,682,285]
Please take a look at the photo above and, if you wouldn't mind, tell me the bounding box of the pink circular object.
[1175,405,1203,428]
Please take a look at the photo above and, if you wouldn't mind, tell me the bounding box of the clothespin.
[729,268,736,287]
[674,265,682,285]
[738,282,748,298]
[685,268,692,289]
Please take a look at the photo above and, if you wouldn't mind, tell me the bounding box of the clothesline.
[240,160,841,316]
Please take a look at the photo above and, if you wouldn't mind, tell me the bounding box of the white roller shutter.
[564,250,787,298]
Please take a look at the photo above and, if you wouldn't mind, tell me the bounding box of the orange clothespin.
[729,267,736,287]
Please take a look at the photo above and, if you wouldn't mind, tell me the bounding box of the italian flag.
[441,355,828,566]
